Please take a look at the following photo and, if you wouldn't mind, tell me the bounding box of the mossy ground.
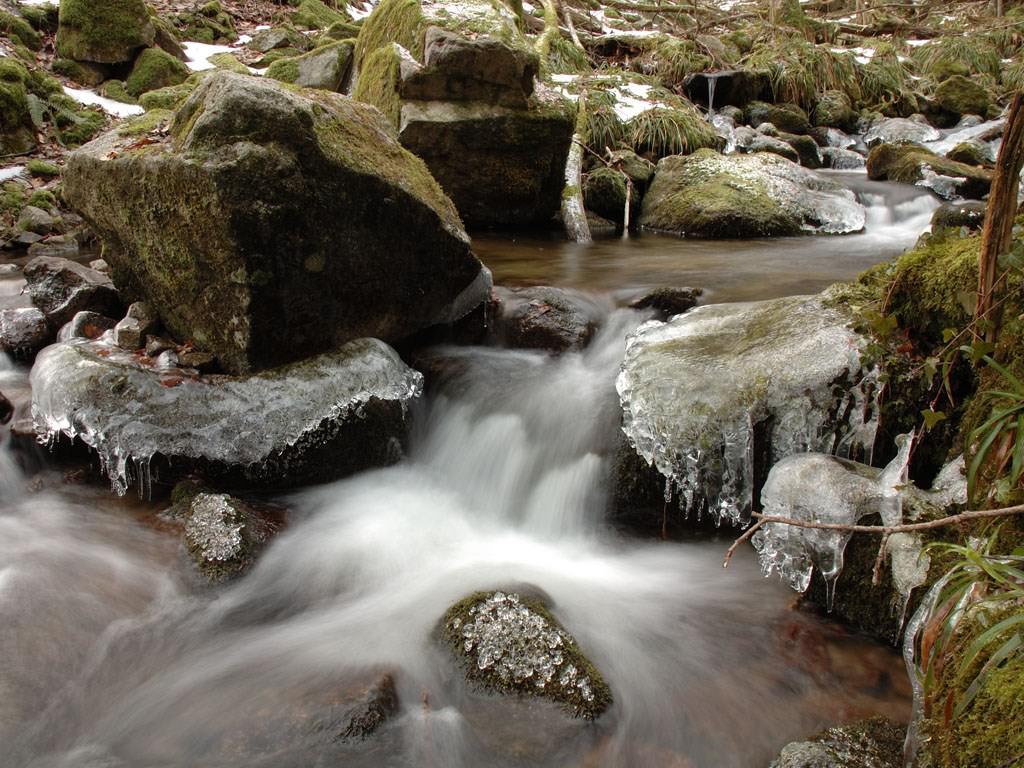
[441,591,612,720]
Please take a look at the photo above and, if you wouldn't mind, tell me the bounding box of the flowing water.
[0,178,936,768]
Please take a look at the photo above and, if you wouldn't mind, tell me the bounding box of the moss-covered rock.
[56,0,156,64]
[866,143,992,200]
[638,149,863,238]
[64,71,489,374]
[932,75,990,127]
[26,160,60,178]
[138,78,200,111]
[0,10,42,51]
[352,42,402,126]
[125,47,189,97]
[931,201,986,231]
[248,25,313,55]
[293,0,348,30]
[745,100,811,135]
[265,40,354,91]
[51,57,109,87]
[172,1,237,45]
[99,79,137,105]
[0,60,34,156]
[945,140,990,167]
[583,166,637,227]
[441,591,612,719]
[813,89,855,131]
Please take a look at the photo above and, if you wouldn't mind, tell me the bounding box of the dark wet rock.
[739,132,800,164]
[399,26,539,109]
[177,348,218,373]
[863,117,940,148]
[639,149,864,238]
[745,101,810,135]
[8,230,43,247]
[144,334,177,357]
[866,143,992,200]
[769,717,904,768]
[333,673,400,741]
[781,133,822,169]
[23,255,121,328]
[0,306,50,357]
[931,201,987,231]
[0,389,11,425]
[17,205,60,236]
[64,71,489,375]
[820,147,865,170]
[178,490,280,583]
[627,287,701,318]
[56,0,156,64]
[945,140,991,167]
[495,287,599,353]
[442,590,612,720]
[27,235,80,259]
[398,98,573,229]
[57,310,117,342]
[113,301,158,349]
[266,40,353,91]
[717,104,744,123]
[755,121,779,136]
[30,337,423,494]
[684,70,772,110]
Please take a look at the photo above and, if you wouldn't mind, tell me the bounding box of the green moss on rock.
[441,591,612,720]
[0,11,42,51]
[126,47,189,97]
[945,141,989,167]
[0,60,33,155]
[138,79,200,111]
[172,1,237,45]
[207,52,249,74]
[583,166,636,227]
[352,42,402,127]
[293,0,348,30]
[813,89,855,131]
[26,160,60,178]
[354,0,424,72]
[934,75,990,120]
[52,57,109,87]
[746,100,811,135]
[866,143,993,199]
[57,0,156,64]
[99,79,138,105]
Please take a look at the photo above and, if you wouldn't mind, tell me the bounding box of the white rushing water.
[0,176,933,767]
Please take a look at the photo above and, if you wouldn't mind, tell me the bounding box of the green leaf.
[921,409,947,431]
[957,290,977,316]
[942,327,958,343]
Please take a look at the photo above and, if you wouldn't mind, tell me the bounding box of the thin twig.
[722,504,1024,568]
[721,518,765,567]
[872,533,890,586]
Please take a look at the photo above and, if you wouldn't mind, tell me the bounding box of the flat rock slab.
[30,336,423,495]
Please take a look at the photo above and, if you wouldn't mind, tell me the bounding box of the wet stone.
[113,301,159,350]
[57,311,117,342]
[442,591,612,719]
[182,492,279,582]
[0,307,51,358]
[23,255,121,328]
[627,287,702,318]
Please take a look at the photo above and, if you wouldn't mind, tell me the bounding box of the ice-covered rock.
[30,337,423,495]
[638,149,865,238]
[0,307,51,358]
[177,491,280,582]
[769,717,905,768]
[863,117,940,147]
[821,147,866,170]
[616,292,877,526]
[442,590,612,719]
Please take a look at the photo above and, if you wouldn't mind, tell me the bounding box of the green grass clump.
[857,42,915,114]
[912,36,1002,80]
[743,37,856,110]
[545,35,590,76]
[627,105,722,160]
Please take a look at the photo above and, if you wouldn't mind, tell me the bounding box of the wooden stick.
[722,505,1024,568]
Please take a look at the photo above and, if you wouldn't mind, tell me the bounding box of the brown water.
[0,173,934,768]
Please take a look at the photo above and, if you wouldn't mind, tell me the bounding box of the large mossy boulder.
[56,0,156,64]
[583,166,638,227]
[64,71,490,375]
[30,336,423,494]
[125,47,189,97]
[352,0,573,228]
[0,59,35,155]
[813,89,855,132]
[615,291,878,526]
[745,100,811,135]
[442,591,612,720]
[866,142,992,200]
[638,149,865,238]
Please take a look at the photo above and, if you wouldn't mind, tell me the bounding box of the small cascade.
[706,73,718,117]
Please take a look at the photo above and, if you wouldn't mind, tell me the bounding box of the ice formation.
[753,434,913,609]
[31,337,423,495]
[617,293,878,526]
[185,494,245,564]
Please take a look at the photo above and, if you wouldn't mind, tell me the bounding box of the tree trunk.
[976,91,1024,344]
[562,95,592,244]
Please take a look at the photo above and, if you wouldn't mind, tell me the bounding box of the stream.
[0,175,938,768]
